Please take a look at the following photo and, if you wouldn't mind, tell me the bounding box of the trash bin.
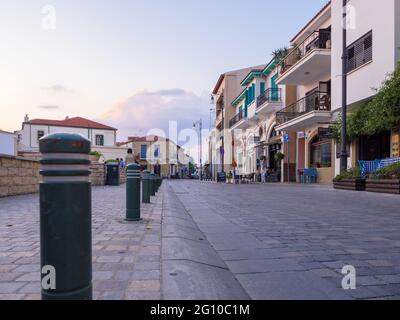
[217,172,226,183]
[106,164,120,186]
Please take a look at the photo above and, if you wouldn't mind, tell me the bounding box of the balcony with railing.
[256,88,283,116]
[276,91,331,131]
[277,29,331,85]
[215,109,223,131]
[229,110,245,129]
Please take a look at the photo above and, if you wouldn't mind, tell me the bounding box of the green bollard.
[39,133,92,300]
[150,173,156,196]
[142,170,151,204]
[126,164,141,221]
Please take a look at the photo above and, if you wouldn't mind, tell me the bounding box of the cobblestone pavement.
[2,180,400,300]
[167,180,400,300]
[0,184,162,300]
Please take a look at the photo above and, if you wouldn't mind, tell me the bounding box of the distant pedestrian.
[261,158,268,183]
[119,158,125,168]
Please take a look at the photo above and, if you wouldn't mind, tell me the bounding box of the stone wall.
[0,155,40,197]
[0,157,128,198]
[119,167,127,184]
[90,163,106,186]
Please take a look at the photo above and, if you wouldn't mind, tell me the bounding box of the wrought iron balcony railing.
[256,88,282,108]
[279,29,331,75]
[276,91,331,125]
[229,110,245,128]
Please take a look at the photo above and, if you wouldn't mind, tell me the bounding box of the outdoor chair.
[303,168,318,183]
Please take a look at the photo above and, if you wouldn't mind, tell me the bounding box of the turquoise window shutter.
[271,74,278,89]
[260,82,265,95]
[252,84,256,102]
[271,74,279,101]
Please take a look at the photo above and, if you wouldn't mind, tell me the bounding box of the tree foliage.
[333,61,400,141]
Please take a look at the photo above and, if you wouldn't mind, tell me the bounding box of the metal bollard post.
[126,164,141,221]
[39,133,92,300]
[150,173,156,196]
[142,170,151,204]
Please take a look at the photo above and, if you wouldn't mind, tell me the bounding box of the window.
[154,145,160,159]
[140,144,147,160]
[37,130,45,141]
[347,31,372,72]
[95,135,104,146]
[310,136,332,168]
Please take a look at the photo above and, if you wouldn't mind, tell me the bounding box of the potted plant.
[226,172,233,184]
[333,167,366,191]
[259,155,266,161]
[274,152,284,162]
[367,163,400,194]
[90,151,103,163]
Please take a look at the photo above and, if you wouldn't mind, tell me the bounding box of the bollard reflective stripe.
[126,164,141,221]
[39,133,92,300]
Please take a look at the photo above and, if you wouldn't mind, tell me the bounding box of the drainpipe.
[340,0,348,172]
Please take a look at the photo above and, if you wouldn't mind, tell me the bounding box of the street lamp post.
[193,119,203,181]
[340,0,348,172]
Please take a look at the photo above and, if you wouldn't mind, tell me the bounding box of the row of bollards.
[125,166,162,221]
[39,133,163,300]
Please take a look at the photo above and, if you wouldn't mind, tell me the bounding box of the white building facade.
[229,60,285,180]
[331,0,400,175]
[17,116,125,161]
[0,130,17,156]
[275,2,334,184]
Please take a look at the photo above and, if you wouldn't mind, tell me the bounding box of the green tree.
[333,60,400,141]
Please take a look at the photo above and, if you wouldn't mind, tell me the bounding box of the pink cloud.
[99,89,210,141]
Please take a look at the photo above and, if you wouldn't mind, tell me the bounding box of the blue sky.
[0,0,328,140]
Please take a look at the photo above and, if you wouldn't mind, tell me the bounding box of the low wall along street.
[0,156,127,197]
[0,155,40,197]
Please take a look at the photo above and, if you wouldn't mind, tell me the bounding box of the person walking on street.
[261,157,268,183]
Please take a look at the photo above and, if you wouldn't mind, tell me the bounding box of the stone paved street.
[1,180,400,300]
[0,184,162,300]
[167,180,400,300]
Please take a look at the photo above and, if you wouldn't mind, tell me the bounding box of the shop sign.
[284,133,289,144]
[318,127,333,139]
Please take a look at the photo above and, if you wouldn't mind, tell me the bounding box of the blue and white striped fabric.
[378,157,400,169]
[359,157,400,177]
[359,160,381,177]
